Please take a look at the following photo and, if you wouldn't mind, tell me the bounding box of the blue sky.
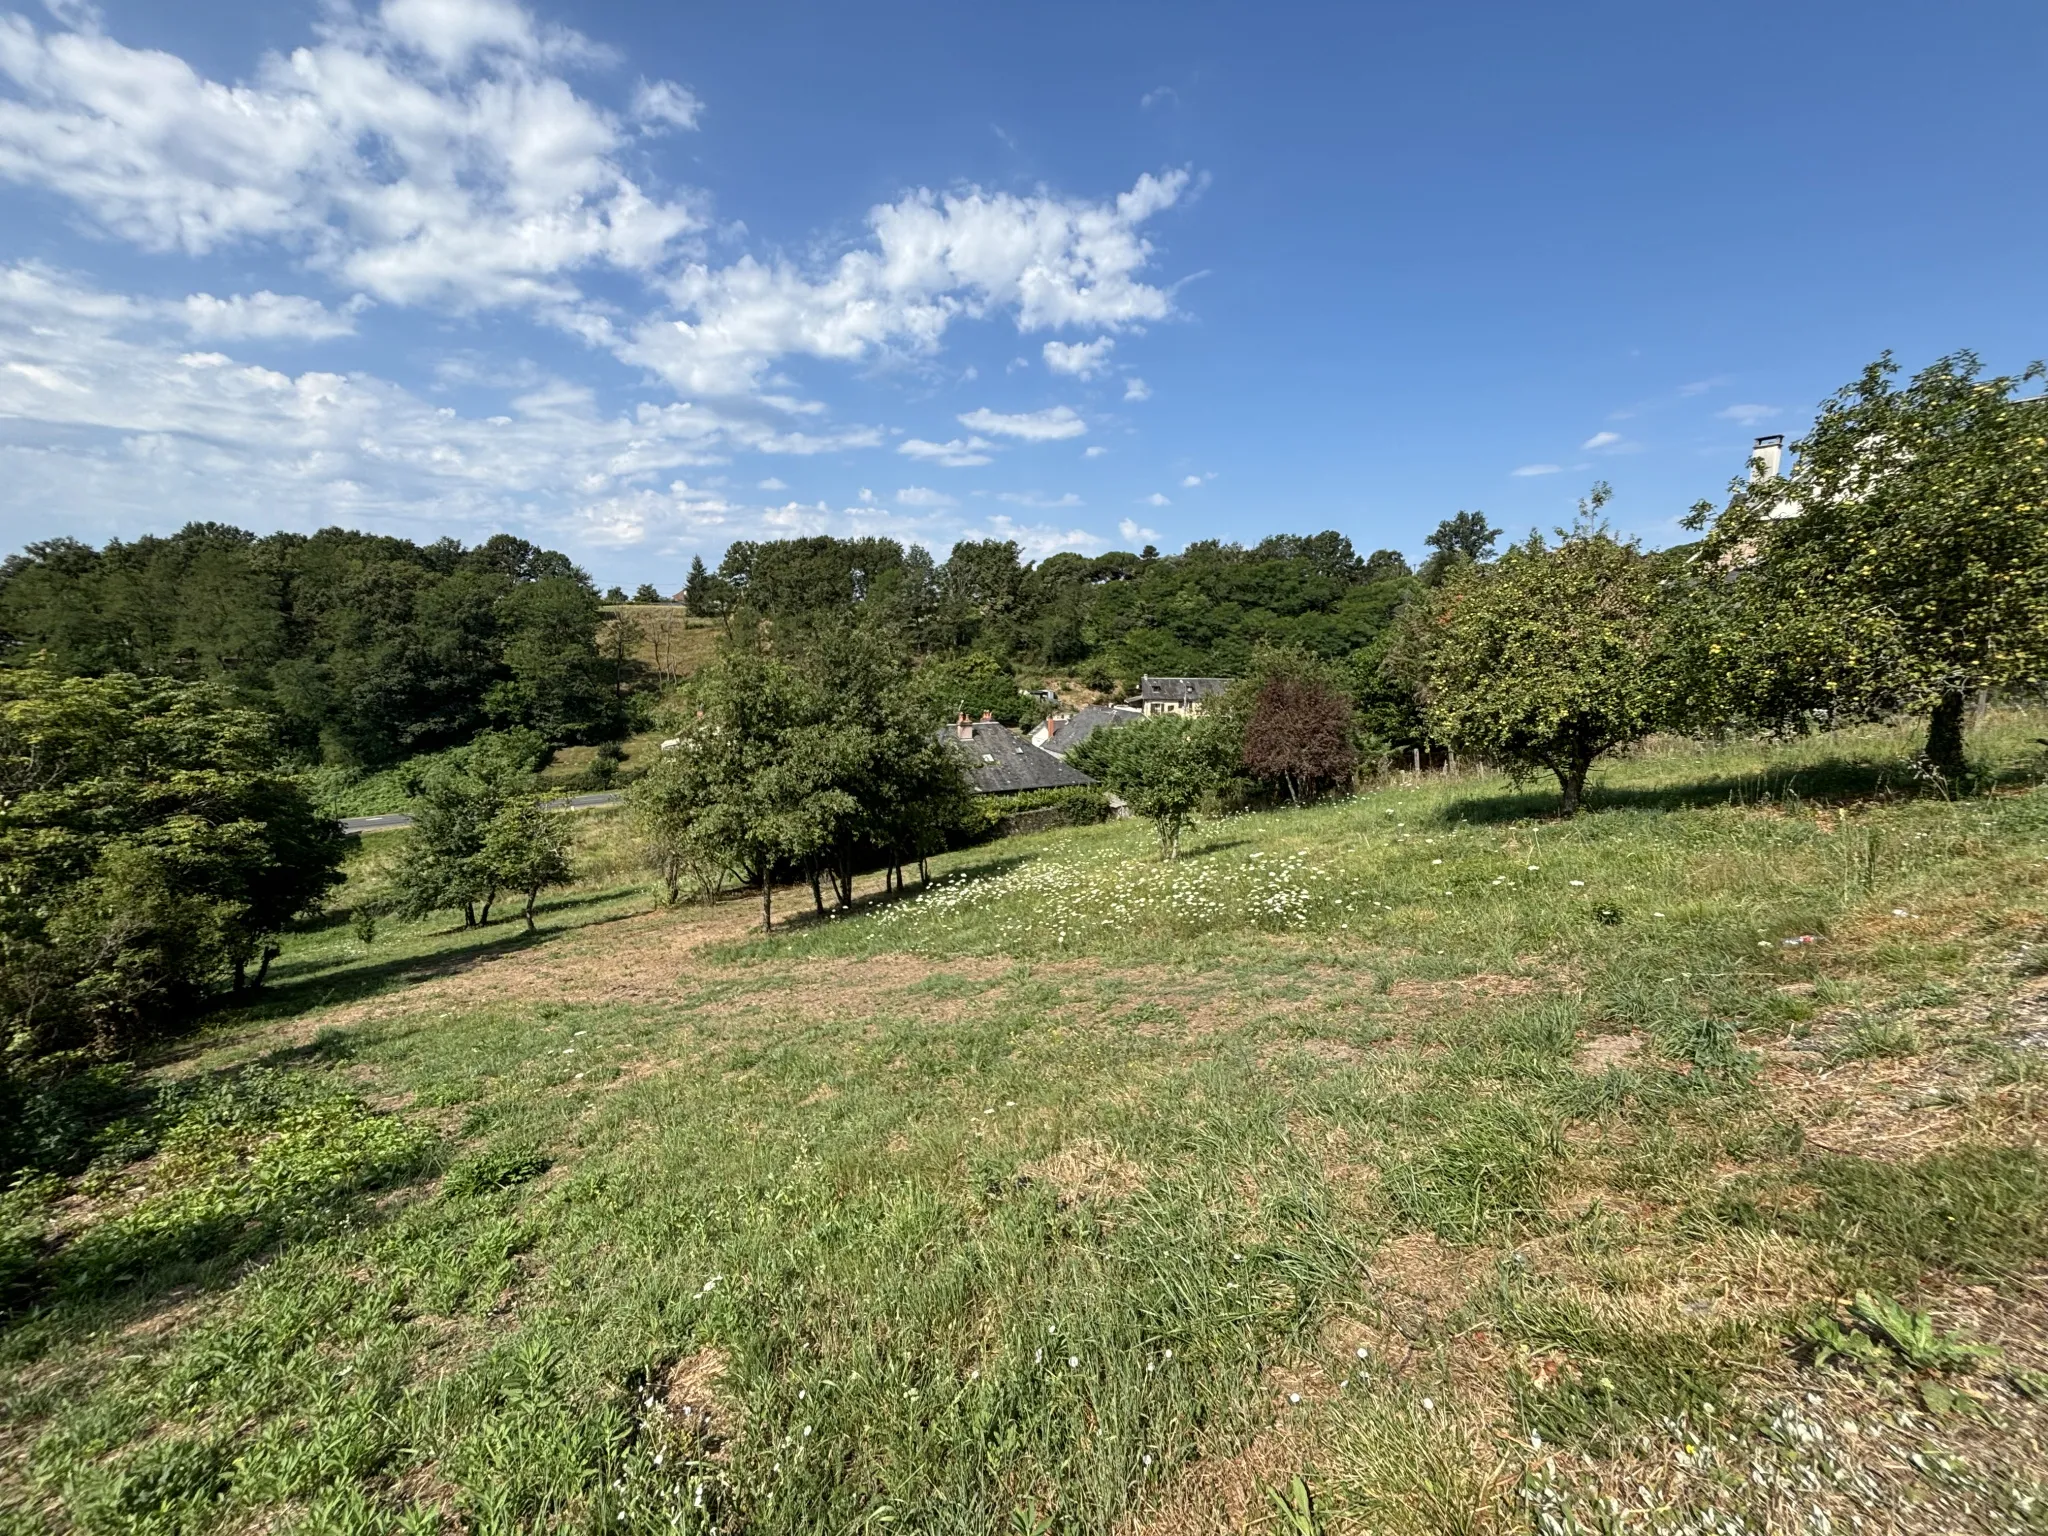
[0,0,2042,589]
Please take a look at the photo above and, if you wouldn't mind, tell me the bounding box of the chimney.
[1750,434,1784,482]
[980,710,995,722]
[955,711,972,740]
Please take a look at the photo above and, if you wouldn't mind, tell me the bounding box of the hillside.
[4,717,2047,1533]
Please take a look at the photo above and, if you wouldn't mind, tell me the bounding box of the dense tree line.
[686,528,1427,686]
[0,524,620,765]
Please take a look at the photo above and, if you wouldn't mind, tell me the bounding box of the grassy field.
[5,716,2048,1534]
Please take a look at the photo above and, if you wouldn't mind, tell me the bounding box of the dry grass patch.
[1572,1032,1643,1073]
[1019,1136,1146,1205]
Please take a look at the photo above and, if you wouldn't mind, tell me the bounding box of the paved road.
[340,790,624,834]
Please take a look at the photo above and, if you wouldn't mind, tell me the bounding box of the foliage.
[1235,647,1359,804]
[1419,510,1502,585]
[1067,713,1233,859]
[0,523,618,764]
[388,729,550,927]
[444,1144,552,1196]
[477,798,576,931]
[1691,351,2048,776]
[1399,491,1689,814]
[1802,1293,2002,1375]
[0,671,345,1068]
[630,749,733,905]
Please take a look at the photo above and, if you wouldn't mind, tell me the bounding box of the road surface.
[340,790,624,834]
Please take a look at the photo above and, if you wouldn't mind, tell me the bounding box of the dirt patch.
[1573,1032,1644,1073]
[1387,973,1544,1006]
[659,1345,734,1456]
[1114,1401,1319,1536]
[1021,1137,1146,1204]
[1361,1233,1489,1360]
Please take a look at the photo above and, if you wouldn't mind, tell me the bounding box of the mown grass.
[4,715,2048,1534]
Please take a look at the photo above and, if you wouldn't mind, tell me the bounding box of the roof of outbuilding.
[1137,675,1233,702]
[1038,704,1145,758]
[938,719,1097,794]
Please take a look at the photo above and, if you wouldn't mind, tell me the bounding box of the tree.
[1069,714,1232,859]
[1400,488,1683,815]
[1690,351,2048,780]
[389,730,545,926]
[476,799,574,931]
[1419,511,1502,585]
[629,749,731,904]
[0,672,346,1067]
[604,586,628,603]
[1238,650,1358,804]
[665,656,842,932]
[633,583,663,605]
[683,555,714,616]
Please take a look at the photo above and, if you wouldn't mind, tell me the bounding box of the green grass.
[5,714,2048,1534]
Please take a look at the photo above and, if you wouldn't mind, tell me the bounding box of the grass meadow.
[5,715,2048,1534]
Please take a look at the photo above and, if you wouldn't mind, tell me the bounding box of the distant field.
[602,604,721,684]
[5,716,2048,1533]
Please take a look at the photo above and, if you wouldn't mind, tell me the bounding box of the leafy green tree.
[1400,489,1684,815]
[1689,351,2048,779]
[492,577,617,743]
[1419,511,1501,585]
[604,586,628,603]
[389,730,546,926]
[630,749,732,904]
[666,656,843,932]
[477,799,574,931]
[633,583,663,604]
[0,672,345,1065]
[1069,714,1233,859]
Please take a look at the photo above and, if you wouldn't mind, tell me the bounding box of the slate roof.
[1136,675,1233,706]
[939,718,1097,794]
[1034,704,1146,759]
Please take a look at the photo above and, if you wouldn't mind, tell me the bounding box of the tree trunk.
[1926,688,1968,782]
[480,890,497,925]
[1556,761,1589,817]
[232,956,247,993]
[463,901,477,928]
[919,857,929,886]
[760,867,773,933]
[809,864,825,915]
[523,889,538,932]
[256,945,279,988]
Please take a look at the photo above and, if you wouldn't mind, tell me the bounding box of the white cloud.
[898,436,993,467]
[1043,336,1113,378]
[631,77,701,132]
[1142,492,1170,507]
[1582,431,1622,450]
[895,485,957,507]
[1179,472,1214,488]
[0,4,701,311]
[1123,377,1151,402]
[1083,444,1108,458]
[1678,377,1727,397]
[1717,403,1780,425]
[1118,517,1157,542]
[0,263,880,546]
[1140,86,1177,109]
[985,514,1101,559]
[625,170,1189,397]
[958,404,1085,442]
[756,476,787,490]
[180,290,362,341]
[996,490,1081,509]
[1511,462,1562,477]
